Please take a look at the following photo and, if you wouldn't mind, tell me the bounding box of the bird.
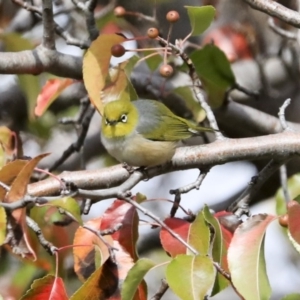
[101,99,215,167]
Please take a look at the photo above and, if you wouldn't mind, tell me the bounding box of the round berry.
[147,27,159,39]
[278,214,289,227]
[111,44,126,57]
[114,6,126,17]
[159,64,173,77]
[166,10,180,23]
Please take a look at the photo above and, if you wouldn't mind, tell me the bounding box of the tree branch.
[0,47,82,79]
[27,131,300,198]
[243,0,300,28]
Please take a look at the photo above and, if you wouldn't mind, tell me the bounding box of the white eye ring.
[121,114,127,123]
[105,119,108,125]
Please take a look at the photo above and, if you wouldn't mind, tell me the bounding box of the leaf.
[172,86,206,123]
[203,206,229,295]
[101,66,131,104]
[144,51,163,72]
[187,210,210,255]
[281,294,300,300]
[83,34,125,114]
[0,159,28,200]
[228,214,276,300]
[275,174,300,215]
[35,78,74,117]
[121,258,155,300]
[4,153,49,260]
[39,196,82,225]
[6,153,49,202]
[0,206,6,245]
[71,240,143,300]
[190,44,236,108]
[160,218,190,257]
[166,254,215,300]
[287,201,300,253]
[100,199,139,260]
[20,274,68,300]
[185,6,215,36]
[0,126,15,157]
[71,259,119,300]
[73,217,113,282]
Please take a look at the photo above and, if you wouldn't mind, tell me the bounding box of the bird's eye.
[120,114,127,123]
[105,119,108,125]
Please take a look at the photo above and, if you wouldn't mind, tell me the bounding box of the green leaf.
[275,174,300,215]
[166,254,215,300]
[172,86,206,123]
[190,44,235,108]
[121,258,155,300]
[144,51,163,72]
[281,294,300,300]
[41,197,83,225]
[228,214,276,300]
[187,209,210,255]
[203,206,229,295]
[0,207,6,245]
[185,6,215,36]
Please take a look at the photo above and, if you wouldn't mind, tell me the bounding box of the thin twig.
[169,168,210,217]
[83,225,119,262]
[118,193,199,255]
[26,216,57,255]
[193,88,224,139]
[228,158,291,216]
[243,0,300,28]
[280,164,290,203]
[278,98,292,131]
[12,0,90,48]
[231,82,260,99]
[268,17,297,40]
[42,0,56,49]
[150,279,169,300]
[49,105,95,172]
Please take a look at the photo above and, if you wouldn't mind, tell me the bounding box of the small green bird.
[101,99,214,167]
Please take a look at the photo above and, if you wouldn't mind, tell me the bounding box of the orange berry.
[111,44,126,57]
[166,10,180,23]
[147,27,159,39]
[278,214,289,227]
[114,6,126,17]
[287,200,299,209]
[159,64,173,77]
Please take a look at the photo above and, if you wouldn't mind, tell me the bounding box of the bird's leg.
[122,162,135,174]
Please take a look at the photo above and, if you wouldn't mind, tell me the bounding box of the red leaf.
[4,154,49,260]
[228,214,276,299]
[71,240,142,300]
[73,217,112,282]
[288,201,300,245]
[101,200,139,260]
[35,78,74,117]
[21,274,68,300]
[214,210,242,247]
[160,218,190,257]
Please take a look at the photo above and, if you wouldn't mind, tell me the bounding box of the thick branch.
[0,47,82,79]
[243,0,300,28]
[28,131,300,197]
[214,100,300,135]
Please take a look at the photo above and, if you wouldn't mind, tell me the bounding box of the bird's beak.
[107,120,118,126]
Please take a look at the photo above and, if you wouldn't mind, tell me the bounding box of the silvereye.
[101,99,214,167]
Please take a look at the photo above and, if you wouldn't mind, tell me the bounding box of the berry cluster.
[111,7,181,78]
